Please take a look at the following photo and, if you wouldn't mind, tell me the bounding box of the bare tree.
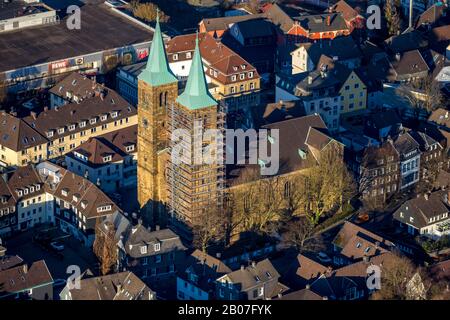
[282,217,315,252]
[93,220,117,275]
[385,0,401,36]
[371,253,419,300]
[304,143,355,225]
[192,204,225,252]
[418,75,444,113]
[230,166,284,236]
[129,1,169,23]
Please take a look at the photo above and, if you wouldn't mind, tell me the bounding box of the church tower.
[167,34,226,227]
[137,14,178,225]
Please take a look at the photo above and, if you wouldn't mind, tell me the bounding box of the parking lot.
[3,225,99,299]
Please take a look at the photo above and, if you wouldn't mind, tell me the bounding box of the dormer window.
[186,52,192,59]
[100,114,107,121]
[29,186,34,193]
[111,111,118,118]
[97,204,112,213]
[248,71,253,78]
[154,243,161,252]
[90,118,97,125]
[58,127,65,134]
[61,188,69,197]
[79,121,86,128]
[125,145,135,152]
[103,155,112,162]
[240,73,245,80]
[23,188,29,195]
[140,246,147,254]
[231,75,237,81]
[68,124,76,131]
[81,200,88,209]
[173,53,178,61]
[241,64,246,69]
[47,130,54,138]
[16,189,23,197]
[233,66,238,71]
[73,194,80,202]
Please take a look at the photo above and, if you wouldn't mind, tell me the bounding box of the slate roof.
[389,50,429,79]
[0,255,23,272]
[220,259,280,292]
[121,224,186,259]
[200,14,265,33]
[276,288,324,300]
[49,72,98,101]
[262,114,331,174]
[0,260,53,297]
[330,0,362,22]
[393,132,421,157]
[333,221,395,261]
[295,13,349,34]
[68,125,137,166]
[0,112,46,152]
[393,190,450,229]
[66,271,155,300]
[294,36,362,67]
[384,30,428,53]
[234,18,276,39]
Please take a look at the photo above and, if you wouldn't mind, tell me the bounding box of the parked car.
[50,241,64,252]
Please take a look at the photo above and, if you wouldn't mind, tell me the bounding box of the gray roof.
[66,271,155,300]
[393,132,421,157]
[122,225,186,258]
[220,259,280,292]
[393,190,450,229]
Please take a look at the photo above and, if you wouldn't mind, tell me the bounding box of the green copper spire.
[176,33,217,110]
[138,12,177,86]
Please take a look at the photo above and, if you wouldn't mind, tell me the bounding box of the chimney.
[322,296,328,300]
[424,193,429,201]
[327,15,331,26]
[307,75,313,85]
[409,0,413,29]
[155,225,160,231]
[240,265,245,271]
[306,284,311,289]
[251,261,256,268]
[395,53,401,61]
[216,252,221,259]
[363,256,369,263]
[2,172,8,182]
[44,106,49,112]
[138,218,143,226]
[31,111,37,119]
[22,264,28,274]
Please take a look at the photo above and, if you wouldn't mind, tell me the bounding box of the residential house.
[409,130,445,181]
[310,252,399,300]
[394,132,422,189]
[290,36,362,74]
[199,14,265,38]
[393,189,450,238]
[37,161,120,246]
[59,270,156,300]
[363,109,403,141]
[166,32,262,111]
[0,260,53,300]
[330,0,366,32]
[113,220,187,286]
[177,250,232,300]
[356,140,401,201]
[0,79,137,167]
[6,165,48,231]
[65,125,137,194]
[275,287,325,300]
[215,259,288,300]
[49,72,99,108]
[332,221,396,266]
[0,175,18,237]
